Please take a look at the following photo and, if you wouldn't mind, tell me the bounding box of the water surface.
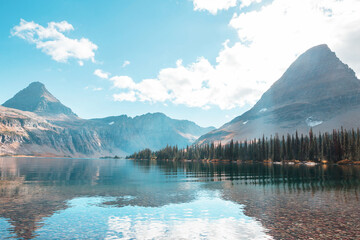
[0,158,359,239]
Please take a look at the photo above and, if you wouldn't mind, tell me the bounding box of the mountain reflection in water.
[0,158,359,239]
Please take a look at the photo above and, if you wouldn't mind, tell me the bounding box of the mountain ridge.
[0,84,214,157]
[197,44,360,144]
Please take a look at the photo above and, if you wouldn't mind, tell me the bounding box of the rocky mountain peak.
[251,44,360,112]
[2,82,77,117]
[197,44,360,145]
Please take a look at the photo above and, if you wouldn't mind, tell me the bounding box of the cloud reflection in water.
[36,192,272,240]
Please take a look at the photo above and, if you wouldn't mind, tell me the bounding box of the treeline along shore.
[127,128,360,165]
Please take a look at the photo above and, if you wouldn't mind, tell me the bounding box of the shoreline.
[130,158,360,166]
[2,155,360,166]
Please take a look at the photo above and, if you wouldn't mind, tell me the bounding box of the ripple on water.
[0,218,16,239]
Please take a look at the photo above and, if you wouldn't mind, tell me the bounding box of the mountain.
[3,82,77,118]
[0,83,214,157]
[197,44,360,144]
[88,113,214,154]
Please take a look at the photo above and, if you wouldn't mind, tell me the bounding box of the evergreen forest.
[127,128,360,163]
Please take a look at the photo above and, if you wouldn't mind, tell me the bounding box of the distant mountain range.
[2,44,359,157]
[197,44,360,145]
[0,83,214,157]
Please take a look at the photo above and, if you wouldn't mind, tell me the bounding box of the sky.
[0,0,360,128]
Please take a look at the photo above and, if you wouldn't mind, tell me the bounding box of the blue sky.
[1,0,359,127]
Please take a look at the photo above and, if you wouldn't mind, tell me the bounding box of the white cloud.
[11,19,98,64]
[109,54,263,109]
[122,60,130,67]
[94,69,110,79]
[111,0,360,110]
[240,0,262,9]
[193,0,237,15]
[110,76,136,89]
[110,76,169,103]
[113,91,137,102]
[84,86,103,91]
[92,87,103,91]
[136,79,170,103]
[228,0,360,79]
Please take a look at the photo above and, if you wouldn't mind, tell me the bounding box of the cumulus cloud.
[192,0,237,15]
[111,0,360,109]
[110,76,136,89]
[136,79,170,103]
[229,0,360,79]
[94,69,110,79]
[110,76,169,104]
[113,91,137,102]
[110,54,266,109]
[11,19,97,64]
[122,60,130,68]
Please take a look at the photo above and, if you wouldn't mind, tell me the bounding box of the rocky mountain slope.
[0,83,214,157]
[197,44,360,144]
[0,105,112,157]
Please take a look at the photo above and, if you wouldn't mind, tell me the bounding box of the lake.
[0,157,359,239]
